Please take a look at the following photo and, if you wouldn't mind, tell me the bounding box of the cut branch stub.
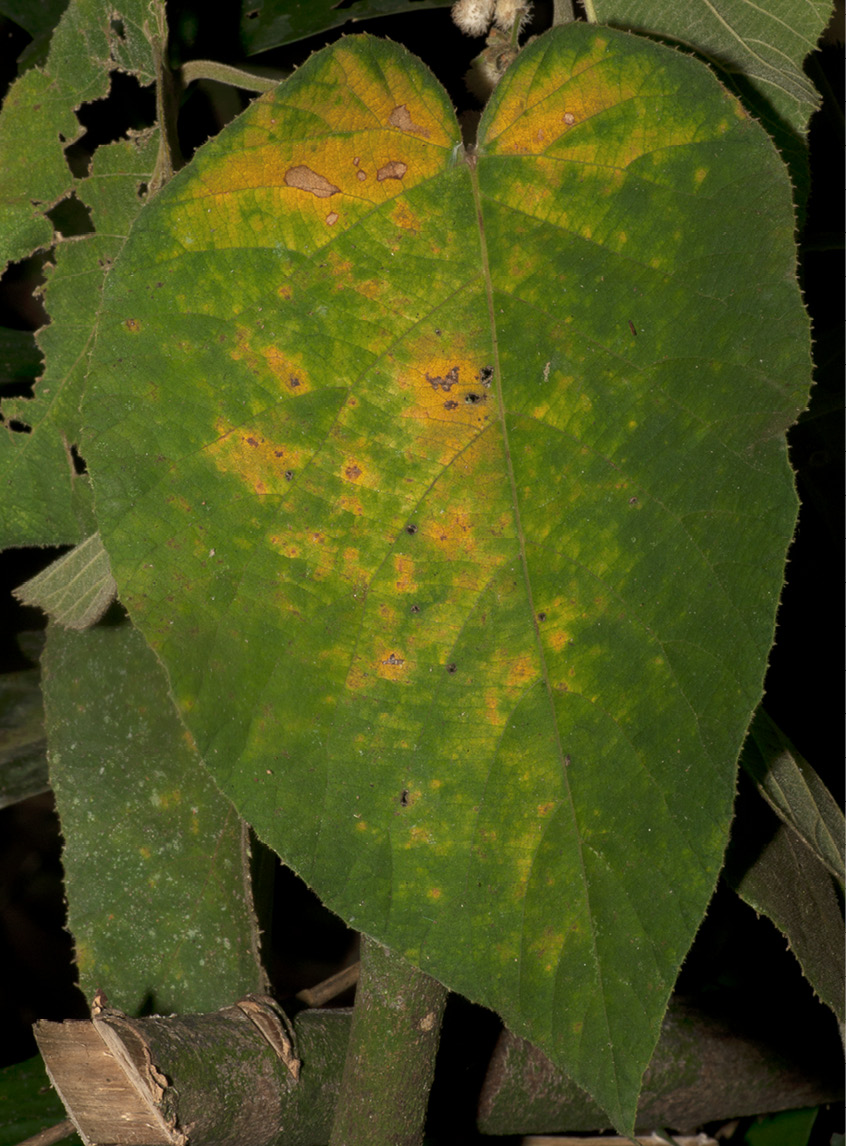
[33,997,842,1144]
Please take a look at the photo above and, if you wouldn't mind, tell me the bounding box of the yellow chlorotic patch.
[390,199,421,233]
[504,652,538,690]
[230,326,312,394]
[356,820,368,831]
[206,418,307,496]
[427,887,443,900]
[335,493,365,517]
[406,825,434,846]
[393,554,418,594]
[377,650,407,680]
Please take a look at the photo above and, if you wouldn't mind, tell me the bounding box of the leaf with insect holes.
[0,0,161,549]
[82,27,810,1130]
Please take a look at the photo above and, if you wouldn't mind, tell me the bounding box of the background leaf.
[240,0,454,55]
[725,787,845,1027]
[0,633,48,809]
[0,1055,79,1146]
[741,706,844,884]
[83,26,811,1130]
[43,620,266,1014]
[590,0,832,145]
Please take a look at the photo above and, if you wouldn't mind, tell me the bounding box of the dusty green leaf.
[83,27,811,1130]
[43,620,266,1015]
[741,708,844,885]
[14,532,116,629]
[725,800,845,1026]
[240,0,454,54]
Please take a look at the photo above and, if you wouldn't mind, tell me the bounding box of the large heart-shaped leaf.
[83,26,810,1129]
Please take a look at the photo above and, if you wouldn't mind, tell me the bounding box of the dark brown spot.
[628,319,637,337]
[464,392,485,405]
[377,161,408,182]
[410,604,421,614]
[426,366,459,391]
[444,400,459,410]
[246,437,259,447]
[289,376,301,388]
[382,653,404,666]
[477,366,494,386]
[399,789,410,807]
[284,470,294,481]
[345,465,362,480]
[537,612,546,622]
[629,496,638,505]
[446,663,457,674]
[405,523,418,535]
[284,165,340,198]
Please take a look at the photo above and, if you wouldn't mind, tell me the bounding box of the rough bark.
[34,996,842,1145]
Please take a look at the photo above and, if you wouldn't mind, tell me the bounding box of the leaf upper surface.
[83,27,810,1129]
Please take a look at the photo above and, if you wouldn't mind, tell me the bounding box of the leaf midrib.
[467,148,621,1111]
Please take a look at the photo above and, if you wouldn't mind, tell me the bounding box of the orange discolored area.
[205,418,308,496]
[229,326,312,395]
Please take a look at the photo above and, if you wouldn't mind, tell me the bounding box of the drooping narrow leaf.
[83,27,811,1129]
[43,621,266,1015]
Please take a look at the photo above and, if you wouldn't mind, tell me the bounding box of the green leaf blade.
[84,27,811,1130]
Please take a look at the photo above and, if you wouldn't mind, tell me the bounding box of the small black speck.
[564,754,571,767]
[406,523,418,535]
[399,789,410,807]
[478,366,493,386]
[629,496,638,505]
[434,328,442,335]
[446,663,457,674]
[465,392,483,404]
[410,604,421,614]
[285,470,294,481]
[537,612,546,622]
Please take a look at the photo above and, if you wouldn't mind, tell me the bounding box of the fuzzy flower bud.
[452,0,496,36]
[493,0,532,31]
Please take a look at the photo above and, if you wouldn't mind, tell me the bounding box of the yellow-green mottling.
[83,26,810,1133]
